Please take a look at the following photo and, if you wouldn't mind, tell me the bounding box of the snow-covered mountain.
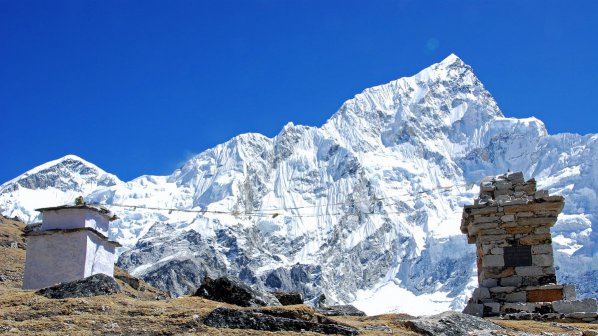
[1,54,596,315]
[0,155,122,223]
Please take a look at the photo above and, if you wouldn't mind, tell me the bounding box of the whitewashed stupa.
[22,203,121,290]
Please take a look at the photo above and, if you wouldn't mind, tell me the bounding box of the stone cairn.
[461,172,597,322]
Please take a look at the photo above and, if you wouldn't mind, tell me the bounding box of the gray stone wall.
[461,172,597,320]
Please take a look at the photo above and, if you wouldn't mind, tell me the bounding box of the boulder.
[36,273,121,299]
[270,291,303,305]
[204,307,358,335]
[194,276,280,307]
[402,311,502,336]
[316,305,366,316]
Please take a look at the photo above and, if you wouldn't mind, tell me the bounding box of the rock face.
[316,305,366,317]
[203,307,359,335]
[194,276,281,307]
[271,291,304,305]
[3,54,598,314]
[36,273,121,299]
[402,311,502,336]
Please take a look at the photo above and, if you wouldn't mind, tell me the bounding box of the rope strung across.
[89,179,482,219]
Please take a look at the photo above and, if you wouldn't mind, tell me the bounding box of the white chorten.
[22,204,120,290]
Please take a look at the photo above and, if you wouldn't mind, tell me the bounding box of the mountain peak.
[22,154,104,177]
[439,53,464,67]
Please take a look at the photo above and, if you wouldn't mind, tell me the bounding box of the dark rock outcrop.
[114,273,140,290]
[316,305,366,317]
[402,311,502,336]
[271,291,303,305]
[194,276,280,307]
[204,307,359,335]
[36,273,121,299]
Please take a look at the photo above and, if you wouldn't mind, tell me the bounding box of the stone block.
[480,181,495,192]
[532,254,553,267]
[468,206,499,216]
[469,222,500,235]
[527,289,563,302]
[520,276,541,287]
[534,190,549,199]
[500,276,522,287]
[564,312,598,319]
[524,284,563,291]
[495,180,513,190]
[543,195,564,202]
[480,244,492,254]
[473,216,500,224]
[515,266,544,276]
[462,303,484,317]
[534,227,551,234]
[479,228,507,236]
[534,210,559,217]
[483,302,501,316]
[563,284,576,300]
[490,247,504,255]
[543,266,556,275]
[500,198,529,206]
[502,302,539,313]
[521,275,557,287]
[505,291,527,303]
[471,287,490,302]
[478,229,507,236]
[517,218,557,228]
[553,299,598,314]
[504,202,563,214]
[478,234,509,244]
[500,214,515,222]
[480,278,498,288]
[494,191,508,198]
[507,172,525,183]
[516,212,534,218]
[521,180,537,194]
[500,221,518,228]
[489,286,516,294]
[505,226,534,235]
[519,233,552,246]
[531,244,553,255]
[482,267,515,279]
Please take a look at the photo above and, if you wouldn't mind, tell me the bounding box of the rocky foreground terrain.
[1,215,597,335]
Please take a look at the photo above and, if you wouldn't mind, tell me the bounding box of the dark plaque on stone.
[504,246,532,267]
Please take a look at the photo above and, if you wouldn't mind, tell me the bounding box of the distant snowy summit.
[1,54,597,316]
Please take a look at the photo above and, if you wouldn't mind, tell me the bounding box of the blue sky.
[1,1,597,183]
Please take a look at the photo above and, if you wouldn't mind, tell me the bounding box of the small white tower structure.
[23,204,121,290]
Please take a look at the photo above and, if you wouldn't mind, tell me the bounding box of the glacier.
[1,54,596,315]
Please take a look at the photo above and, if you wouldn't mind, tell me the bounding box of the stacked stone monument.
[461,172,597,321]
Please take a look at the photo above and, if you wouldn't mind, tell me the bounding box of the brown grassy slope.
[1,214,596,335]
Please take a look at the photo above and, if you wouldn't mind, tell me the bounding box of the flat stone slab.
[315,305,366,317]
[553,299,598,314]
[402,311,502,335]
[203,307,359,335]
